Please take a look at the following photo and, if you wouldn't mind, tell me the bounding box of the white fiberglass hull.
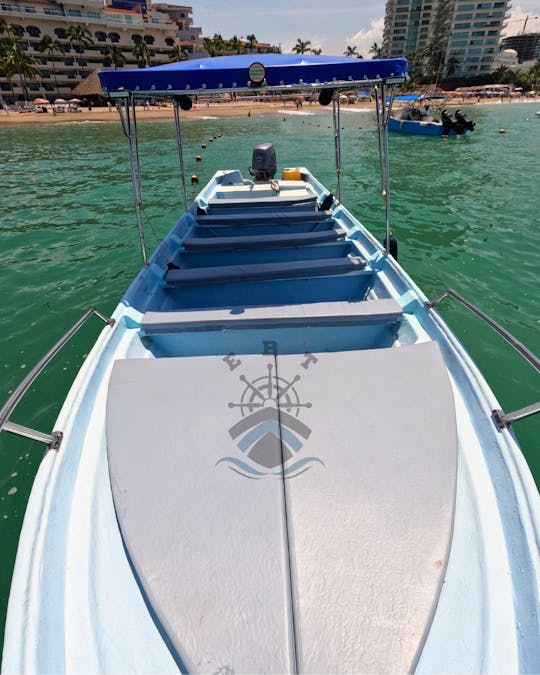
[3,170,539,674]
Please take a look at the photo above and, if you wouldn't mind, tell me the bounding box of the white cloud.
[346,17,385,59]
[501,5,540,37]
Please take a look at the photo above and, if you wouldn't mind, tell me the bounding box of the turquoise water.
[0,103,539,651]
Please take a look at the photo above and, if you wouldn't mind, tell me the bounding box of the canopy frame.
[103,56,407,266]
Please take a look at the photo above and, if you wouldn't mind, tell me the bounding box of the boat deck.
[107,342,457,673]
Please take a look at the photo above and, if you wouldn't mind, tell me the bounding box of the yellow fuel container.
[282,168,302,181]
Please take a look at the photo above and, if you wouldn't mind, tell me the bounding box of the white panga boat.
[2,55,539,674]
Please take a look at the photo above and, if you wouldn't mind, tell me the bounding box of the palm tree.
[422,41,445,82]
[0,17,11,36]
[7,22,23,38]
[202,36,216,56]
[246,34,257,52]
[168,45,189,62]
[66,24,93,54]
[66,24,93,79]
[344,45,359,57]
[293,39,311,54]
[212,33,225,52]
[103,43,125,70]
[37,34,64,98]
[1,38,40,101]
[311,48,322,55]
[525,60,540,88]
[491,65,514,84]
[202,33,225,57]
[227,35,244,54]
[132,40,151,68]
[445,55,460,78]
[0,35,16,100]
[369,42,385,59]
[405,50,419,78]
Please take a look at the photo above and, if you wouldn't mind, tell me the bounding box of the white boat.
[2,55,539,674]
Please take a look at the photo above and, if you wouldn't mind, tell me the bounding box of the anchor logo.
[217,349,324,478]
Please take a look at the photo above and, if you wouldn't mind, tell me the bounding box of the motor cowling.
[249,143,277,181]
[441,109,456,136]
[455,109,475,133]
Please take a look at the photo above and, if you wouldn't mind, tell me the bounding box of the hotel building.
[383,0,512,77]
[0,0,203,101]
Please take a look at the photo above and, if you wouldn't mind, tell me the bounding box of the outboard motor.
[249,143,277,181]
[441,109,456,136]
[454,109,475,134]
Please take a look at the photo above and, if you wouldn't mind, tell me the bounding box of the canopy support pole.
[375,84,396,255]
[332,92,342,203]
[173,98,189,212]
[117,96,148,268]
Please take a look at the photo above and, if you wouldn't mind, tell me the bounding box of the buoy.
[191,174,199,185]
[209,138,213,142]
[201,144,206,149]
[499,128,506,134]
[196,155,202,162]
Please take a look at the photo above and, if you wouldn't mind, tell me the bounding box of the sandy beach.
[0,96,536,126]
[0,100,312,126]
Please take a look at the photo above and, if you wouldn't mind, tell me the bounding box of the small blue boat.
[1,54,537,674]
[389,107,476,136]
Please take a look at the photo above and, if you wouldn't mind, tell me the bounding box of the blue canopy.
[98,54,407,96]
[393,94,420,101]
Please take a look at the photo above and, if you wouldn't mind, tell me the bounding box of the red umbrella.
[33,98,49,105]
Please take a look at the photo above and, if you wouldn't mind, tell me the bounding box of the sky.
[183,0,540,56]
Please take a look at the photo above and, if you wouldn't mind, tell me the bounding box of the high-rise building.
[383,0,512,78]
[500,32,540,63]
[0,0,203,102]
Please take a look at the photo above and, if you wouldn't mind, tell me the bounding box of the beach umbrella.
[33,98,49,105]
[69,98,82,103]
[54,98,67,104]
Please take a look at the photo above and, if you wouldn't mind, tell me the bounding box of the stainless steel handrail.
[0,308,115,449]
[425,289,539,428]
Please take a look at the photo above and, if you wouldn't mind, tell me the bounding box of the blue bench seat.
[141,298,403,333]
[183,228,346,251]
[195,210,332,226]
[165,256,366,287]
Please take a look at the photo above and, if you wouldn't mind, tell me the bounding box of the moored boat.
[1,54,538,674]
[389,107,476,135]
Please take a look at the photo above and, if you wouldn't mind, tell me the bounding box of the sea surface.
[0,102,539,652]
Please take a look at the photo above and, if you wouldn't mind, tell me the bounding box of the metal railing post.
[426,288,539,428]
[0,308,115,450]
